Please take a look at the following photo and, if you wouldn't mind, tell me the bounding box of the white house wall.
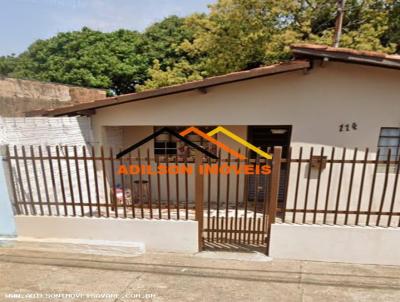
[91,62,399,222]
[92,62,400,149]
[103,125,247,204]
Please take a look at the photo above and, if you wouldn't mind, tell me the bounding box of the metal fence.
[5,145,198,220]
[4,145,279,249]
[281,147,400,228]
[3,144,400,252]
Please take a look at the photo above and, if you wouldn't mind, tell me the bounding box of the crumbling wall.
[0,77,106,117]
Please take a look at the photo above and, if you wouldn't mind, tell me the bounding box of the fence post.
[194,151,204,251]
[0,146,17,237]
[266,146,282,255]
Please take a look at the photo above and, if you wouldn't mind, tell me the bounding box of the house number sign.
[339,122,358,132]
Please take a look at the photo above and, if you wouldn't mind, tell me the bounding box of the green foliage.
[303,0,396,52]
[136,15,206,91]
[1,2,399,93]
[142,16,198,69]
[0,55,18,75]
[3,27,149,94]
[135,59,203,92]
[178,0,397,77]
[385,0,400,52]
[181,0,296,75]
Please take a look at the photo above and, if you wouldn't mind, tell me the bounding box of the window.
[154,126,217,161]
[154,141,177,156]
[378,128,400,161]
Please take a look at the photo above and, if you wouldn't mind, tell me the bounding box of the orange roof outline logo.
[179,127,246,160]
[179,126,272,160]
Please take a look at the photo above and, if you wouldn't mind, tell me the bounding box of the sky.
[0,0,214,56]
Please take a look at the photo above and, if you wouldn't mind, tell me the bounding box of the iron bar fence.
[3,144,400,248]
[281,147,400,228]
[5,145,200,220]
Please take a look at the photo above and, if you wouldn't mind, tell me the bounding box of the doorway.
[247,126,292,203]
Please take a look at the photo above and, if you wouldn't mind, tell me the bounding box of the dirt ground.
[1,242,400,302]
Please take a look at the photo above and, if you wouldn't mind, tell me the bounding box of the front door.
[247,126,292,203]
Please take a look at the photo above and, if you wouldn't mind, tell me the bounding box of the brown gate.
[198,147,282,253]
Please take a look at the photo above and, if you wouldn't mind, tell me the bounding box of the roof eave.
[27,60,310,117]
[292,47,400,70]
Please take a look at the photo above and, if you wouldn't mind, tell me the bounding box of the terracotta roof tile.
[292,43,400,62]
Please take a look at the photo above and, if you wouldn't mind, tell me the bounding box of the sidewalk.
[0,241,400,302]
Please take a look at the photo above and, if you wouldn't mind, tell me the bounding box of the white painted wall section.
[0,152,16,237]
[0,117,100,216]
[15,216,198,253]
[270,223,400,266]
[0,116,94,146]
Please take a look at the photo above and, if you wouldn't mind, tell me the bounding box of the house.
[13,44,399,261]
[29,43,399,208]
[32,44,399,155]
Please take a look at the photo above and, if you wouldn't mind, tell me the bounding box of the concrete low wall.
[270,223,400,266]
[15,216,198,253]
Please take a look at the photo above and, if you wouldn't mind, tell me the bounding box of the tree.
[384,0,400,52]
[2,27,149,94]
[184,0,296,75]
[135,59,202,92]
[1,1,398,93]
[0,55,18,75]
[299,0,396,52]
[137,1,300,89]
[176,0,397,77]
[135,15,206,91]
[142,15,198,69]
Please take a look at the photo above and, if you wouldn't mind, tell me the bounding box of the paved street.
[1,242,400,302]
